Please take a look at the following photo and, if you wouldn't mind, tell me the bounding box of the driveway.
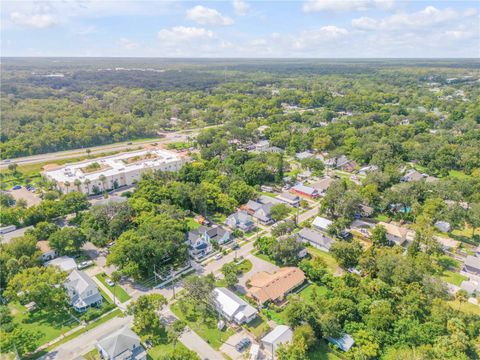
[40,315,132,360]
[236,255,279,294]
[220,330,255,360]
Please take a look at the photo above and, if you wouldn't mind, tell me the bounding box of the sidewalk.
[92,276,130,311]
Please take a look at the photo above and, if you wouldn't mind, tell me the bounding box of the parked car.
[12,185,22,190]
[105,279,115,287]
[107,241,115,248]
[338,230,353,241]
[214,253,222,260]
[231,242,240,250]
[235,338,251,352]
[77,260,93,270]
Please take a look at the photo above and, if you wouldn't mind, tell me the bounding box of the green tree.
[371,225,389,247]
[60,191,89,215]
[127,294,167,336]
[167,320,186,351]
[330,240,363,269]
[48,227,86,255]
[270,203,290,222]
[221,262,239,288]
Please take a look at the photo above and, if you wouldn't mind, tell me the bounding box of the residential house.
[460,280,480,296]
[254,140,270,152]
[276,192,300,207]
[463,256,480,276]
[187,225,231,260]
[378,222,414,246]
[46,256,77,272]
[37,240,57,262]
[310,177,334,196]
[297,170,312,180]
[247,267,305,305]
[336,155,357,172]
[261,325,293,355]
[295,151,314,160]
[213,287,258,325]
[358,204,374,217]
[290,184,319,199]
[401,169,426,182]
[64,270,103,312]
[258,195,283,206]
[297,228,334,252]
[312,216,333,232]
[225,211,256,232]
[97,326,147,360]
[244,200,273,225]
[357,165,378,176]
[327,334,355,352]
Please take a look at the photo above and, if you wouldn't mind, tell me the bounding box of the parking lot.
[7,187,41,207]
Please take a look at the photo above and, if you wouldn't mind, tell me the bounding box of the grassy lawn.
[440,271,468,286]
[8,302,78,350]
[147,328,192,360]
[43,309,123,353]
[83,349,101,360]
[308,340,344,360]
[237,259,253,273]
[186,217,201,230]
[451,225,480,241]
[210,212,227,224]
[448,170,471,180]
[306,247,340,274]
[96,273,131,303]
[171,300,234,350]
[447,300,480,316]
[243,314,270,339]
[253,252,277,265]
[374,214,390,222]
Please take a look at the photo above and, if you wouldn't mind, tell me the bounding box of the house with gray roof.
[187,225,231,260]
[245,200,273,224]
[97,326,146,360]
[463,256,480,276]
[225,211,256,232]
[297,228,335,252]
[276,192,300,207]
[64,270,102,312]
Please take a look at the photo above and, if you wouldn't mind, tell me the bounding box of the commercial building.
[43,149,186,195]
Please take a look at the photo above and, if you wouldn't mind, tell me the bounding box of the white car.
[105,279,115,287]
[77,260,93,270]
[214,253,223,260]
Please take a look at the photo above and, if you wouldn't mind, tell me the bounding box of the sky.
[2,0,479,58]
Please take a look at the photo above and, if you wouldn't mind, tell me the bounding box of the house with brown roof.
[247,267,305,305]
[377,222,414,246]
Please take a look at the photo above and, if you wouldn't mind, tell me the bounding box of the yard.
[170,300,234,350]
[440,270,468,286]
[186,217,201,230]
[307,340,344,360]
[8,302,78,350]
[306,247,341,275]
[447,300,480,316]
[95,273,131,303]
[147,328,192,359]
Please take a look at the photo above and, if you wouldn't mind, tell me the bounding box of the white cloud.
[118,38,139,50]
[303,0,394,13]
[445,30,475,40]
[293,26,349,49]
[186,5,234,26]
[158,26,214,42]
[352,6,478,31]
[10,11,58,28]
[233,0,250,16]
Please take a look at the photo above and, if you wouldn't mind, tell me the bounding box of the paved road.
[0,125,220,169]
[40,315,132,360]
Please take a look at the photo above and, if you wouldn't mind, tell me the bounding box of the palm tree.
[74,179,82,192]
[64,181,71,193]
[99,175,107,192]
[84,179,91,194]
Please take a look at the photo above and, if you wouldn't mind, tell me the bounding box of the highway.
[0,125,218,170]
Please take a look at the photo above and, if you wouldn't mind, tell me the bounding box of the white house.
[225,211,256,232]
[213,287,258,325]
[46,256,77,272]
[261,325,293,355]
[97,326,147,360]
[43,149,185,195]
[312,216,333,232]
[64,270,103,312]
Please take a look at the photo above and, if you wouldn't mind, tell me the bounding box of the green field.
[186,217,201,230]
[306,247,340,274]
[170,300,234,350]
[8,302,78,350]
[95,273,131,303]
[440,270,468,286]
[147,329,192,360]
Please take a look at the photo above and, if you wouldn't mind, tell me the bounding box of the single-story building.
[213,287,258,325]
[401,169,426,182]
[460,280,480,295]
[312,216,333,232]
[463,256,480,276]
[247,267,305,305]
[290,184,319,199]
[276,192,300,207]
[327,334,355,352]
[97,326,147,360]
[262,325,293,355]
[295,151,314,160]
[358,204,374,217]
[378,222,410,246]
[65,270,103,312]
[46,256,77,272]
[310,177,333,196]
[225,211,256,232]
[297,228,334,252]
[37,240,57,262]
